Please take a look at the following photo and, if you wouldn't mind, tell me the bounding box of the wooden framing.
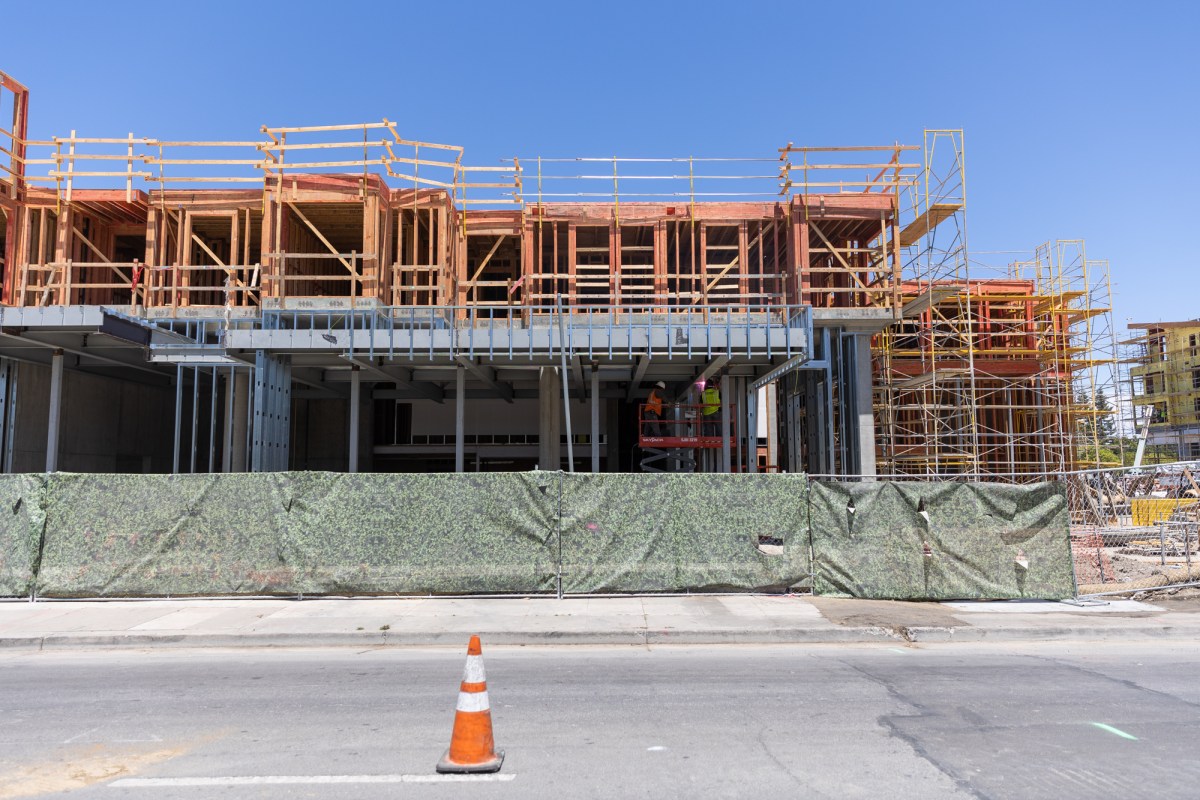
[0,93,913,316]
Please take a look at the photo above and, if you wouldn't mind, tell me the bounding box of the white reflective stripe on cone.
[462,655,487,684]
[456,690,490,713]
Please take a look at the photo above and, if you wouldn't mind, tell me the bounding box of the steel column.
[746,382,758,473]
[720,374,731,473]
[349,365,361,473]
[46,349,63,473]
[590,366,600,473]
[455,365,465,473]
[173,365,183,474]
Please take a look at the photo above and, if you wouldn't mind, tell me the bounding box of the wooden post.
[363,193,378,302]
[180,210,193,307]
[612,222,622,309]
[567,223,577,306]
[653,219,667,309]
[738,220,749,308]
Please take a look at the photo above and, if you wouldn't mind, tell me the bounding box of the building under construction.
[1125,319,1200,462]
[0,71,1118,478]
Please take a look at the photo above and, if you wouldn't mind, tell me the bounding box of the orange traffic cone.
[436,635,505,774]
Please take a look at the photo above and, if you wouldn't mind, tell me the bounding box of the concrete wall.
[11,362,174,473]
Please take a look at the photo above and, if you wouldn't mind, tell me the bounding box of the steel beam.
[454,356,514,403]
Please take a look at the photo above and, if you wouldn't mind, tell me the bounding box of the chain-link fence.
[1064,461,1200,596]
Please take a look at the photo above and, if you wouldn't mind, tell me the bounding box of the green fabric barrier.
[0,475,47,597]
[559,473,810,593]
[809,480,1072,599]
[809,481,927,599]
[32,471,1071,600]
[281,471,558,594]
[36,471,559,597]
[37,473,294,597]
[924,481,1074,600]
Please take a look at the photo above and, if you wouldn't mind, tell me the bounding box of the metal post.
[349,365,361,473]
[720,374,731,473]
[824,330,836,473]
[556,294,575,472]
[208,367,218,472]
[46,350,64,473]
[190,366,199,473]
[746,382,758,474]
[591,365,600,473]
[173,365,183,475]
[222,368,234,473]
[455,365,465,473]
[243,369,253,472]
[733,377,743,473]
[2,360,18,473]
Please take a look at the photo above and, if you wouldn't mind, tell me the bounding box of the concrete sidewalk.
[2,593,1198,649]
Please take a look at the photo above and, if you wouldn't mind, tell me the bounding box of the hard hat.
[655,381,667,389]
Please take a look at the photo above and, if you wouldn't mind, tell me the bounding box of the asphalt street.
[1,642,1198,799]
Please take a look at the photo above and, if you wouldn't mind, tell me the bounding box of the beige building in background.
[1128,319,1200,461]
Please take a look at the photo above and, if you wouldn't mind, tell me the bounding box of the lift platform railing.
[637,402,736,449]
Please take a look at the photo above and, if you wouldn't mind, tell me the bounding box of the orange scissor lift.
[637,402,736,472]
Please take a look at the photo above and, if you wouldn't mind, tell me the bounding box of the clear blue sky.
[5,0,1197,327]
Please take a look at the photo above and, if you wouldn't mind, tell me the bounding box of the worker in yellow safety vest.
[701,381,721,436]
[643,381,667,437]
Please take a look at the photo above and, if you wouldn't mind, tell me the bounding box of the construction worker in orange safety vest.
[701,381,721,436]
[643,381,667,437]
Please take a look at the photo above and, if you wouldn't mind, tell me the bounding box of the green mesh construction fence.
[808,480,1074,600]
[37,473,295,597]
[36,472,559,598]
[0,475,47,597]
[19,472,1072,599]
[280,472,558,595]
[559,473,811,593]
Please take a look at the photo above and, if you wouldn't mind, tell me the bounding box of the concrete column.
[590,366,600,473]
[854,333,877,477]
[455,365,465,473]
[45,349,63,473]
[539,367,562,470]
[348,365,361,473]
[229,370,250,472]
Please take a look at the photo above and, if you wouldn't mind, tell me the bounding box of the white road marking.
[646,746,667,751]
[110,774,516,787]
[62,727,100,744]
[62,727,162,744]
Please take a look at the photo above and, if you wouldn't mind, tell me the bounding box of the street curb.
[0,623,1189,650]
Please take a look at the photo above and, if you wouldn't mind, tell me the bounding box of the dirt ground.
[1132,585,1200,606]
